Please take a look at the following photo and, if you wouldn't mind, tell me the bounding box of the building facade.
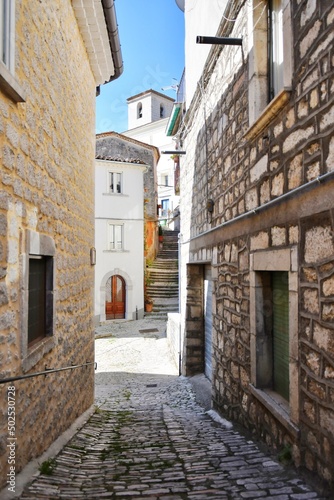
[0,0,121,489]
[123,90,180,229]
[96,131,159,261]
[94,155,147,323]
[177,0,334,489]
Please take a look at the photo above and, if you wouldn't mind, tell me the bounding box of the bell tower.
[127,89,174,130]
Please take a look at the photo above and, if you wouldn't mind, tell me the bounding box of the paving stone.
[17,319,329,499]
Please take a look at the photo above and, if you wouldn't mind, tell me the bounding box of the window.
[22,231,55,371]
[164,175,169,187]
[161,199,169,217]
[137,102,142,118]
[269,0,284,101]
[250,248,299,429]
[247,0,292,133]
[109,171,122,194]
[28,255,54,347]
[0,0,15,72]
[160,104,164,118]
[109,224,123,250]
[254,271,289,400]
[0,0,25,102]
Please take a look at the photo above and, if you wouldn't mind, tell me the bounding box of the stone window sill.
[249,384,300,439]
[245,88,291,141]
[0,61,26,103]
[103,249,129,253]
[103,192,128,197]
[22,337,56,373]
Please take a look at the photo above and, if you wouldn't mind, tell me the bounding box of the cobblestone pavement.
[19,319,329,499]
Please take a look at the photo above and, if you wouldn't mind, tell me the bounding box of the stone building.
[0,0,121,489]
[175,0,334,489]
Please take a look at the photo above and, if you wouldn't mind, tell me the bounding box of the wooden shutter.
[272,271,289,400]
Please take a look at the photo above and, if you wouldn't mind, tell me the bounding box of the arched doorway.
[105,275,126,319]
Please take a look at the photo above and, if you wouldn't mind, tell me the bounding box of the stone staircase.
[145,230,179,319]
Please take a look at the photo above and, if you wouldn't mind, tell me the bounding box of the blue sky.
[95,0,185,134]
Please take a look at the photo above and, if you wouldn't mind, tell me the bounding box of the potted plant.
[144,295,154,313]
[144,271,153,312]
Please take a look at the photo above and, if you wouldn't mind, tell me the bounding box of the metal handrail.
[0,361,96,384]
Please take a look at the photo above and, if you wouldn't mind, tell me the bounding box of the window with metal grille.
[272,271,289,400]
[28,256,54,347]
[255,270,289,401]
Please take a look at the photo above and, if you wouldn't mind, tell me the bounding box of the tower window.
[137,102,142,118]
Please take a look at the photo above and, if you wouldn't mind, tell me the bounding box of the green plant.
[123,389,131,400]
[278,443,292,464]
[39,458,57,476]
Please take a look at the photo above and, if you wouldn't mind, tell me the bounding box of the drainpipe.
[97,0,124,95]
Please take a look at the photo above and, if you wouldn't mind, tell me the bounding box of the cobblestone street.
[17,319,329,499]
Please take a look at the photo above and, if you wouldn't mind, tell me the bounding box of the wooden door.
[106,275,125,319]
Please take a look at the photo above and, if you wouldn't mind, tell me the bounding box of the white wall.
[184,0,228,106]
[94,159,146,322]
[124,117,180,228]
[127,92,174,130]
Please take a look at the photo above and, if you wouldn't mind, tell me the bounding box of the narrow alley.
[14,318,329,499]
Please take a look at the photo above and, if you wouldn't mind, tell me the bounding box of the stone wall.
[166,313,181,371]
[0,0,96,488]
[179,0,334,488]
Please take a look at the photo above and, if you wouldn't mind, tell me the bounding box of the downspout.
[97,0,124,95]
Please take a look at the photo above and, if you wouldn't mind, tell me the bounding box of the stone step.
[147,272,178,278]
[150,259,178,269]
[148,285,178,290]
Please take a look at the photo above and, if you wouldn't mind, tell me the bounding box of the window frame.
[0,0,25,102]
[108,170,123,194]
[108,222,124,251]
[268,0,284,101]
[21,231,56,372]
[161,198,169,217]
[27,255,54,347]
[249,247,299,432]
[0,0,15,72]
[246,0,292,137]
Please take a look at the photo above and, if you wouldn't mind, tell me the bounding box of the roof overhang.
[166,103,182,136]
[72,0,123,87]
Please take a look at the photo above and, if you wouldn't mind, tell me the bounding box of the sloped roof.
[95,154,146,165]
[72,0,123,85]
[96,131,160,161]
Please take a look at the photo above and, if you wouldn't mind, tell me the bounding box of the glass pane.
[116,173,121,193]
[115,276,123,302]
[110,225,115,249]
[106,277,112,301]
[115,225,122,249]
[270,0,284,97]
